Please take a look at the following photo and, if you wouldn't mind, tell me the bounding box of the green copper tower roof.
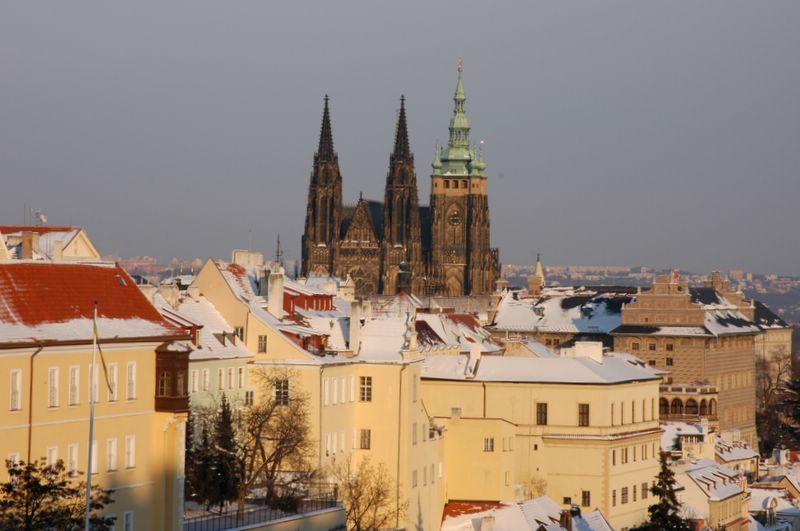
[432,60,485,177]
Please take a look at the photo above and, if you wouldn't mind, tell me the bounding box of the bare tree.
[524,474,548,498]
[756,348,795,454]
[231,368,316,514]
[330,455,406,531]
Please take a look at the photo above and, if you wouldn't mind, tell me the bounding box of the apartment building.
[0,261,190,531]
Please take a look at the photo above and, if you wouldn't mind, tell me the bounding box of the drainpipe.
[26,345,44,463]
[319,366,324,473]
[482,382,487,418]
[396,363,407,529]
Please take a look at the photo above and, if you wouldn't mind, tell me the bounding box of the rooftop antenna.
[275,233,284,268]
[34,210,47,226]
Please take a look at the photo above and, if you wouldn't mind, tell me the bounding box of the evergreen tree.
[0,459,115,531]
[210,394,238,511]
[633,451,691,531]
[193,427,217,510]
[184,410,197,501]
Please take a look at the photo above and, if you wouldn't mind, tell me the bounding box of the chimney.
[559,509,573,531]
[52,239,63,260]
[267,268,284,319]
[349,300,362,354]
[186,285,200,301]
[258,267,268,298]
[480,515,495,531]
[21,232,34,259]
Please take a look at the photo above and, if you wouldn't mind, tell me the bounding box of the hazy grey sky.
[1,2,798,275]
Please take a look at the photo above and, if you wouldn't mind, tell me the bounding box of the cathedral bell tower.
[302,96,343,277]
[429,62,498,295]
[381,95,424,294]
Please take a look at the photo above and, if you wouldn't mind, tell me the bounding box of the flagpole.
[85,302,98,531]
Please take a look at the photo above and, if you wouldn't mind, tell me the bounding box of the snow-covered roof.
[441,496,612,531]
[678,459,744,503]
[175,295,252,361]
[715,438,759,463]
[0,261,183,345]
[492,288,632,334]
[423,352,660,385]
[661,421,706,451]
[0,226,83,260]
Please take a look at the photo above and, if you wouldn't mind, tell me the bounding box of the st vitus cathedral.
[301,65,500,296]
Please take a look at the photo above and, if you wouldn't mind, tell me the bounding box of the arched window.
[660,398,669,416]
[709,399,717,417]
[685,399,698,415]
[699,399,708,416]
[670,399,683,416]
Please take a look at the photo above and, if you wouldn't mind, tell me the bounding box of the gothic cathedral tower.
[429,64,498,295]
[301,96,343,277]
[381,96,425,294]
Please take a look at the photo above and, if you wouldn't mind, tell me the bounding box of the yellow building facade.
[0,261,189,531]
[422,349,662,530]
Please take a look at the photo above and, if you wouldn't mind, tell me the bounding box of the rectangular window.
[107,438,118,471]
[633,484,637,502]
[46,446,58,467]
[234,327,244,340]
[190,370,198,393]
[238,367,245,389]
[90,441,98,474]
[217,368,224,390]
[612,490,617,507]
[323,378,329,405]
[578,403,590,427]
[582,490,590,507]
[125,435,136,468]
[504,471,510,486]
[10,369,22,411]
[641,482,649,499]
[359,376,372,402]
[359,429,371,450]
[226,368,234,389]
[648,343,656,351]
[412,470,418,488]
[123,512,133,531]
[666,343,674,351]
[612,449,616,466]
[350,376,355,402]
[67,443,78,476]
[562,497,571,505]
[632,342,640,350]
[245,390,254,406]
[258,335,267,353]
[621,487,629,504]
[431,463,435,484]
[666,357,674,366]
[108,363,118,402]
[536,402,548,425]
[202,369,210,391]
[332,377,338,404]
[69,366,80,405]
[412,423,418,445]
[483,438,495,452]
[48,367,59,407]
[126,362,136,400]
[274,379,289,406]
[622,447,629,464]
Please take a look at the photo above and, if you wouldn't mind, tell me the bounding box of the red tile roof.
[0,225,80,234]
[0,261,182,344]
[442,500,504,521]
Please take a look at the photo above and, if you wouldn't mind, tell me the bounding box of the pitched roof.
[0,261,183,345]
[753,300,789,329]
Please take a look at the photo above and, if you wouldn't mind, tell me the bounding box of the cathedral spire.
[316,95,335,162]
[392,95,411,162]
